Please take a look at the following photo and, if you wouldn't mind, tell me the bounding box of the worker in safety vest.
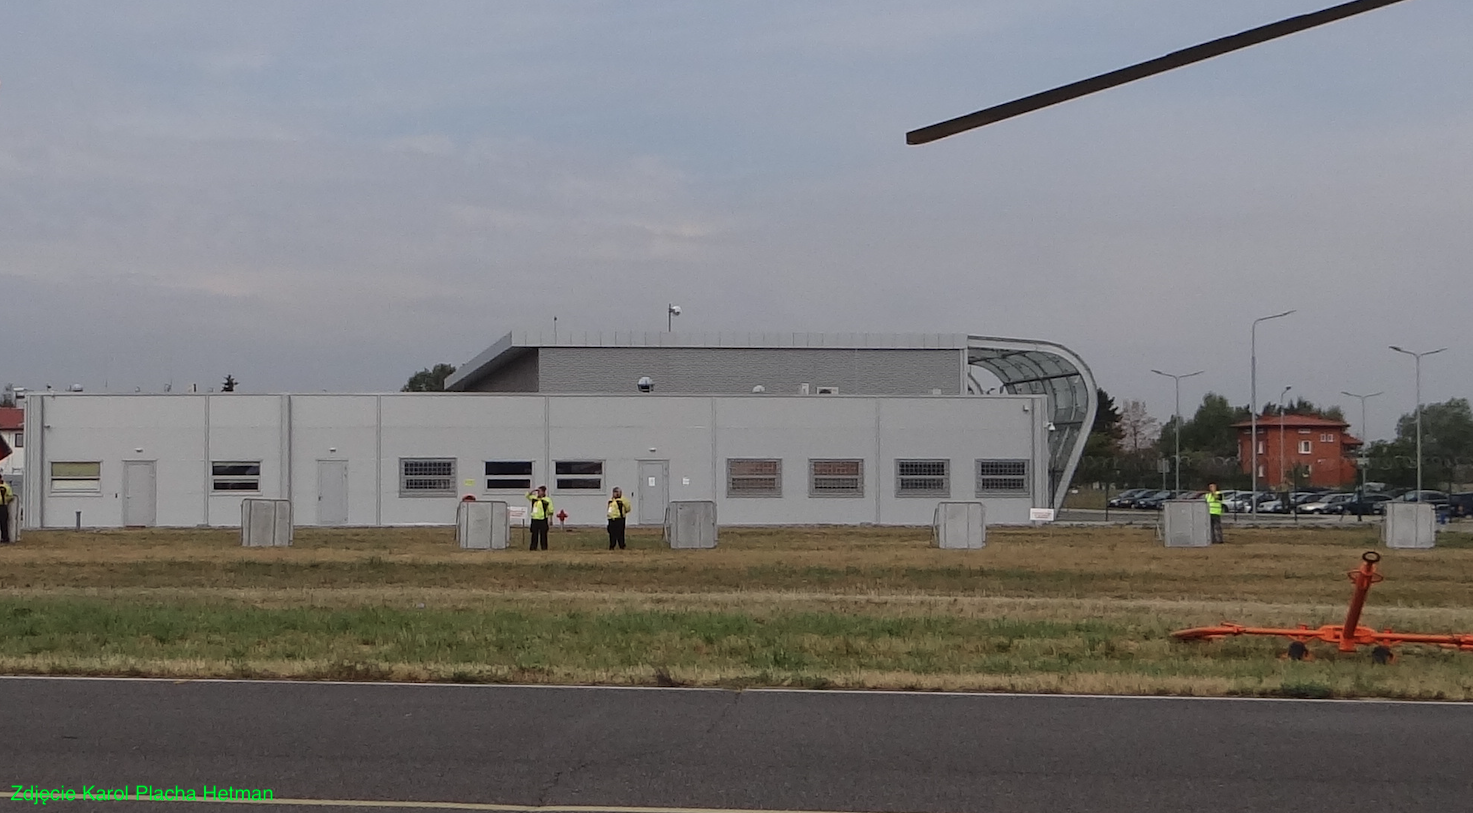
[1205,482,1225,544]
[0,473,14,544]
[606,487,632,550]
[526,486,553,551]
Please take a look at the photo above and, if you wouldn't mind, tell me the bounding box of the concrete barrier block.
[457,500,509,550]
[1162,500,1210,547]
[1384,502,1435,549]
[933,502,986,549]
[665,501,717,549]
[241,499,292,547]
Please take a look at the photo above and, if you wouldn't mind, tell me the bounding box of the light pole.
[1277,385,1292,496]
[1250,310,1296,511]
[1151,368,1204,493]
[1341,389,1382,507]
[667,304,682,332]
[1389,346,1447,502]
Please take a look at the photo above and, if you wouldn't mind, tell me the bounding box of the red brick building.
[1234,415,1362,488]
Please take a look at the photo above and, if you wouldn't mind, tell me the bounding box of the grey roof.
[445,331,970,391]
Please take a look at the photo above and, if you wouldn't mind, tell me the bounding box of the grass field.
[4,523,1473,699]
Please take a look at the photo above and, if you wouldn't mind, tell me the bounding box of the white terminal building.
[21,332,1095,529]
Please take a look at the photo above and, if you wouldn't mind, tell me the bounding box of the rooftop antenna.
[907,0,1414,144]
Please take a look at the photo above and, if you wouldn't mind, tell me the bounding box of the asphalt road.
[4,678,1471,813]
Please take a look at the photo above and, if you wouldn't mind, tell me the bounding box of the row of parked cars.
[1106,488,1473,517]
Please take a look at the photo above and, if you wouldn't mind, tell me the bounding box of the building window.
[896,459,949,498]
[51,461,101,494]
[212,461,261,492]
[1298,428,1311,434]
[976,459,1029,496]
[12,432,20,449]
[728,459,782,497]
[1320,433,1334,443]
[1299,440,1312,454]
[555,460,604,490]
[1256,441,1265,455]
[400,458,456,496]
[485,460,533,490]
[810,459,862,498]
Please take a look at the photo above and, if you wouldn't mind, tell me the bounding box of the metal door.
[316,460,349,526]
[637,460,669,525]
[122,461,157,527]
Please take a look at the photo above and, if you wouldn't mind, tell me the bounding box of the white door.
[637,460,669,525]
[317,460,349,525]
[122,461,157,527]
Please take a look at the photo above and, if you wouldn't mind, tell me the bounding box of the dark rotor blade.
[907,0,1414,145]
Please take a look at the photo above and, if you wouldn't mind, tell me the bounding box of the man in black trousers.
[526,485,552,551]
[606,486,631,550]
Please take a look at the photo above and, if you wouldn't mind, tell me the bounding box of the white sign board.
[508,506,528,521]
[1029,508,1056,522]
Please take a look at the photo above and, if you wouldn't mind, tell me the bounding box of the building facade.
[23,391,1052,529]
[449,332,1096,508]
[1234,414,1362,488]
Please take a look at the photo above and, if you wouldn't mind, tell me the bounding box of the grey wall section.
[530,347,960,395]
[474,350,539,392]
[25,391,1044,529]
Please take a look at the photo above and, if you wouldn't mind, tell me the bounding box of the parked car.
[1334,493,1393,516]
[1395,490,1450,506]
[1136,490,1186,510]
[1448,493,1473,518]
[1126,489,1172,509]
[1223,491,1270,512]
[1260,492,1318,514]
[1107,488,1151,508]
[1298,493,1353,514]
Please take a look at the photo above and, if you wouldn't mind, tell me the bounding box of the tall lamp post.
[1277,385,1293,496]
[1250,310,1296,512]
[1151,368,1204,493]
[1389,346,1447,502]
[667,304,682,332]
[1340,389,1382,507]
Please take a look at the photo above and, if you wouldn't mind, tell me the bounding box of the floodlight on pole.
[667,304,682,332]
[1250,310,1296,512]
[1389,346,1447,502]
[1341,389,1383,510]
[1151,368,1204,493]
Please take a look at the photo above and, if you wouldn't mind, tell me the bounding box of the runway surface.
[4,677,1471,812]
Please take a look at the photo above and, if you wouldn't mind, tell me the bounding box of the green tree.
[1371,398,1473,491]
[403,364,458,393]
[1084,387,1124,459]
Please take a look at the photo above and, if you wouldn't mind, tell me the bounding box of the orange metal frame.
[1172,551,1473,657]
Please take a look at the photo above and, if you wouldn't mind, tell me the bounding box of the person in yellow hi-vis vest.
[0,473,14,544]
[1205,482,1225,544]
[526,485,553,551]
[606,487,632,550]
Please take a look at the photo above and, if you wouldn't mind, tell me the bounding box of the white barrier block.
[933,502,986,549]
[241,499,292,547]
[1162,500,1210,548]
[1384,502,1435,549]
[457,500,510,550]
[665,501,717,549]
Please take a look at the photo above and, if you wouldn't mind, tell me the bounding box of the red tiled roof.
[1232,414,1349,429]
[0,407,21,431]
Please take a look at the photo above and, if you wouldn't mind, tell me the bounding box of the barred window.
[485,460,533,490]
[212,461,261,492]
[810,459,863,498]
[896,459,949,498]
[975,459,1029,495]
[555,460,603,490]
[728,459,782,497]
[51,461,101,494]
[401,458,456,496]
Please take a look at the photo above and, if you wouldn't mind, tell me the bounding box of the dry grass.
[5,524,1473,698]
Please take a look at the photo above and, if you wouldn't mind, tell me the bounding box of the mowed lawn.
[4,523,1473,699]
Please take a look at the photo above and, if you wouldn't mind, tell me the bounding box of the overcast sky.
[2,0,1469,440]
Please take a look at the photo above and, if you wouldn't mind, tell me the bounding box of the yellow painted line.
[38,794,897,813]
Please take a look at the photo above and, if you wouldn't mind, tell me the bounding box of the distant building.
[0,406,22,479]
[1234,414,1362,489]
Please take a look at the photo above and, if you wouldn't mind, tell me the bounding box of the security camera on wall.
[637,376,654,393]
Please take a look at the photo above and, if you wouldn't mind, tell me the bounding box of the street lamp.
[1341,389,1382,508]
[667,304,682,332]
[1389,346,1447,502]
[1151,368,1204,493]
[1250,310,1296,511]
[1277,385,1292,495]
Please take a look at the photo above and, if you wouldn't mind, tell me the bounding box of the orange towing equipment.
[1172,551,1473,663]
